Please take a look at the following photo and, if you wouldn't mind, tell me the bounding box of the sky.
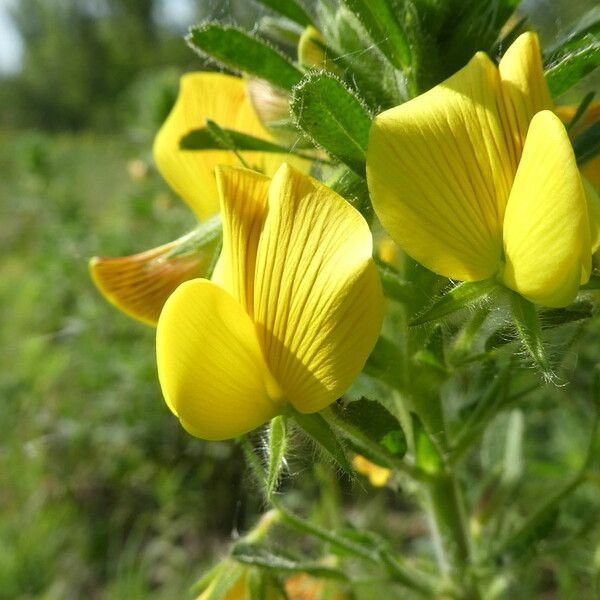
[0,0,196,74]
[0,0,21,73]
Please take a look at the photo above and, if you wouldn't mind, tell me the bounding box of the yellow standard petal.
[156,279,284,440]
[367,52,514,281]
[89,238,209,326]
[153,72,280,221]
[253,164,383,414]
[215,166,270,316]
[499,32,554,159]
[502,111,590,307]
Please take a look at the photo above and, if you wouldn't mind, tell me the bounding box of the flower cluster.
[92,31,599,440]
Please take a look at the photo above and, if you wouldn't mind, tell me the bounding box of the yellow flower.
[90,72,306,325]
[197,570,282,600]
[197,573,248,600]
[352,455,391,487]
[156,163,383,440]
[367,32,600,308]
[285,573,347,600]
[197,571,346,600]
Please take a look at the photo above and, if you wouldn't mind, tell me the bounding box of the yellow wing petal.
[253,164,383,414]
[156,279,283,440]
[215,166,271,316]
[153,72,278,221]
[502,111,590,307]
[89,238,210,326]
[499,32,554,160]
[367,52,514,281]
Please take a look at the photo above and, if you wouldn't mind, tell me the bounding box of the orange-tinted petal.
[89,238,211,326]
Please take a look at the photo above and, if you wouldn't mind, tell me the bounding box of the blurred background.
[0,0,597,598]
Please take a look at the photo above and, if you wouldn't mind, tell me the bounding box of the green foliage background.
[0,0,599,598]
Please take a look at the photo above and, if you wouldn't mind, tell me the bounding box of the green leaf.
[340,0,411,70]
[326,168,372,218]
[545,32,600,98]
[239,435,267,488]
[290,72,371,175]
[450,363,513,463]
[163,214,222,259]
[502,409,524,485]
[493,476,584,560]
[291,410,352,474]
[231,543,349,580]
[435,0,520,80]
[566,90,595,132]
[581,273,600,290]
[180,124,320,163]
[484,299,594,352]
[252,0,313,27]
[181,126,290,153]
[413,414,443,475]
[574,120,600,165]
[322,407,426,480]
[266,416,287,497]
[376,260,417,304]
[190,561,225,595]
[414,325,446,373]
[203,562,246,600]
[509,292,553,380]
[342,398,407,459]
[187,24,304,91]
[410,279,499,326]
[323,5,402,108]
[363,336,404,391]
[247,568,266,600]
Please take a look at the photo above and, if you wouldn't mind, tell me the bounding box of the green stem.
[426,471,471,573]
[417,395,479,598]
[272,498,436,595]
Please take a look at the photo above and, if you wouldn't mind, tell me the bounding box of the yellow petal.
[156,279,283,440]
[499,32,554,159]
[89,238,209,326]
[215,166,270,315]
[253,164,383,414]
[153,72,278,221]
[502,111,590,307]
[298,26,328,68]
[368,52,514,281]
[352,455,391,487]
